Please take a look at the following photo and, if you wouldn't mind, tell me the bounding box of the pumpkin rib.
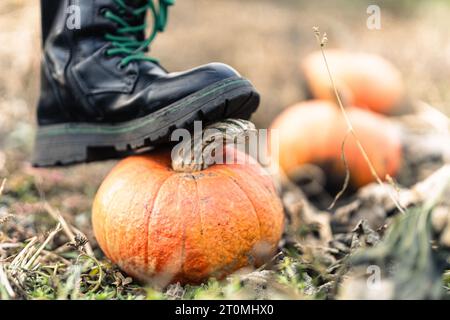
[174,173,213,282]
[143,172,175,271]
[195,171,254,277]
[217,169,270,264]
[191,174,206,268]
[101,157,174,267]
[218,173,261,256]
[92,187,110,260]
[99,168,123,263]
[219,166,284,247]
[179,174,199,280]
[217,169,262,242]
[102,166,140,264]
[148,173,196,282]
[118,172,150,266]
[93,162,140,264]
[178,183,187,281]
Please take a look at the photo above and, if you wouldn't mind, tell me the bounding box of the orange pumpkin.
[270,100,403,188]
[301,50,405,115]
[92,146,284,285]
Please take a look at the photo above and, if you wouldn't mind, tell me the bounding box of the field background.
[0,0,449,299]
[1,0,450,161]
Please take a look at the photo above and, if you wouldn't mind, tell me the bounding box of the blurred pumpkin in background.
[270,100,403,189]
[92,144,284,285]
[301,50,405,115]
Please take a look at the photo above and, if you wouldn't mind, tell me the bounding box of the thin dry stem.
[313,27,406,214]
[328,130,351,209]
[0,178,6,197]
[10,237,38,269]
[0,263,15,298]
[40,249,71,265]
[77,254,104,294]
[23,223,61,270]
[43,202,94,256]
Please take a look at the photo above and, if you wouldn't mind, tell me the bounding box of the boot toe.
[142,62,245,113]
[200,62,241,82]
[175,62,242,90]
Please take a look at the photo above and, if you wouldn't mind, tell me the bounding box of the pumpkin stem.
[171,119,256,172]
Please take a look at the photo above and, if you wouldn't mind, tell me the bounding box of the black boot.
[33,0,260,166]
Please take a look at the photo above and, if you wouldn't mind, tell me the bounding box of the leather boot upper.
[39,0,241,125]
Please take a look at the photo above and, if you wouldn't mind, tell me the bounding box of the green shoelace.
[103,0,175,66]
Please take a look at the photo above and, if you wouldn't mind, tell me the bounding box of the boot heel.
[32,135,88,167]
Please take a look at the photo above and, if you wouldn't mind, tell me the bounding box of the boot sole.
[32,77,259,167]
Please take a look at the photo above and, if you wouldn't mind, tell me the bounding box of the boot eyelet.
[117,63,126,71]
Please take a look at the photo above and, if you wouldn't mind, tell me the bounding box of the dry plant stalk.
[9,237,38,270]
[23,223,62,270]
[0,179,6,197]
[0,263,15,298]
[327,131,351,210]
[312,27,405,214]
[6,223,62,296]
[10,224,62,272]
[43,202,94,256]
